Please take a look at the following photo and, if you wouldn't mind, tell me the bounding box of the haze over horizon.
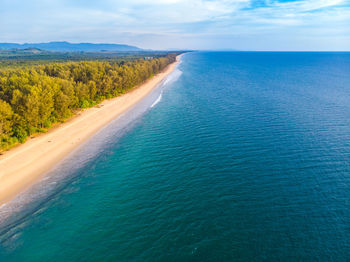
[1,0,349,51]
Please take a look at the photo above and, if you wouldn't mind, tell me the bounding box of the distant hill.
[0,41,142,52]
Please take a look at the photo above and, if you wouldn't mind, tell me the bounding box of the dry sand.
[0,55,181,205]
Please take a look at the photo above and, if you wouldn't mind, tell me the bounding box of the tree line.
[0,54,176,151]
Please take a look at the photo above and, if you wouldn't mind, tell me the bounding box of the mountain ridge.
[0,41,142,52]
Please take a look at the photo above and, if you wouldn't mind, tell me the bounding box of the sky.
[0,0,349,50]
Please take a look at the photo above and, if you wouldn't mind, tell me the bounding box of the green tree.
[0,99,13,136]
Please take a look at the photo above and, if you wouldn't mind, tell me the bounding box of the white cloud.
[274,0,346,12]
[0,0,349,50]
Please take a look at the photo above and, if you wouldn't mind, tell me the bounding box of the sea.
[1,51,350,261]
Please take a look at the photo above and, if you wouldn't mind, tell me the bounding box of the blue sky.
[0,0,349,50]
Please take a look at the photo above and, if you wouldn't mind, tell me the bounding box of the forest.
[0,53,177,151]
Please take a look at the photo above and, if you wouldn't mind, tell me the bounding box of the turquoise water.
[1,52,350,261]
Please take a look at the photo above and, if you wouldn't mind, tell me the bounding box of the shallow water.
[1,52,350,261]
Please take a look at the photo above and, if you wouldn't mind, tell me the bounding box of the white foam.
[151,67,182,109]
[151,93,162,108]
[163,68,182,86]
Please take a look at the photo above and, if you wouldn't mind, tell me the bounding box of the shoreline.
[0,54,182,205]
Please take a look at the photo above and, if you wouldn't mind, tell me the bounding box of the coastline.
[0,54,182,205]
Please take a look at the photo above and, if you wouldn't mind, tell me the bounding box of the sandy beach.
[0,55,181,205]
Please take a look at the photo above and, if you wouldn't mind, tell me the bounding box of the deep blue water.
[1,52,350,261]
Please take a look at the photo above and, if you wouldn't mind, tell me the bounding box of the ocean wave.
[151,93,162,108]
[151,68,183,109]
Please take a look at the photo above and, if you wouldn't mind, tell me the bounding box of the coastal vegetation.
[0,52,177,151]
